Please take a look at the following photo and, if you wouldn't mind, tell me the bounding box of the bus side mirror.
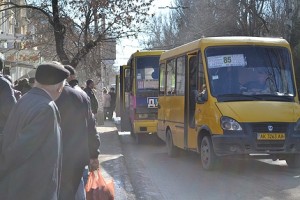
[197,90,208,104]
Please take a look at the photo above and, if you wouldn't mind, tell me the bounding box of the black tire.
[166,129,178,157]
[285,154,300,168]
[121,114,131,132]
[200,135,218,170]
[130,122,142,144]
[130,122,134,137]
[135,133,141,144]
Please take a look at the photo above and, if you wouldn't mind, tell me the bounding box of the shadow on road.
[118,131,300,200]
[119,132,300,175]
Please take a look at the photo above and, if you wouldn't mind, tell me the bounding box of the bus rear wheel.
[200,135,217,170]
[130,122,134,137]
[166,129,178,157]
[135,133,142,144]
[285,154,300,168]
[130,122,141,144]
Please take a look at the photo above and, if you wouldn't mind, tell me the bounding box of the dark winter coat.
[55,84,100,200]
[109,91,116,110]
[0,74,16,134]
[0,87,62,200]
[84,87,99,114]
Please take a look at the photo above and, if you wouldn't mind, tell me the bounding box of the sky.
[114,0,173,68]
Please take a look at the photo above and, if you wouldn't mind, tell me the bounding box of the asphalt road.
[118,131,300,200]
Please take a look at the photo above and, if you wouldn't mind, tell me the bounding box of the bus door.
[157,62,166,139]
[115,75,120,117]
[120,65,131,131]
[166,58,185,149]
[185,54,199,149]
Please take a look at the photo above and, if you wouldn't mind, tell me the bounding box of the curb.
[97,124,136,200]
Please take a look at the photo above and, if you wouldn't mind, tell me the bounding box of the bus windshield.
[205,46,295,101]
[136,56,160,91]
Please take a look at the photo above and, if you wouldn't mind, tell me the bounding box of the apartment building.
[0,0,40,81]
[0,1,117,86]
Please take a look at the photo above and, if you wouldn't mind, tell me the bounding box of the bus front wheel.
[166,129,178,157]
[285,154,300,168]
[200,135,217,170]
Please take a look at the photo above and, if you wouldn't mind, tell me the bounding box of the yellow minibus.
[120,50,164,143]
[157,36,300,169]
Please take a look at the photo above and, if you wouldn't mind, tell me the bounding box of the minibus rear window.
[136,56,160,90]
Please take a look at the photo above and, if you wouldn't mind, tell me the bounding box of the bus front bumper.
[211,134,300,156]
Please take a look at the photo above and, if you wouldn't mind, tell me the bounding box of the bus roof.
[129,50,165,58]
[127,50,165,65]
[160,36,289,61]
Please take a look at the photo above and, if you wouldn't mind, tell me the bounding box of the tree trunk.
[52,0,70,64]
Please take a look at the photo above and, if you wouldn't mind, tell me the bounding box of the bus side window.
[128,58,134,93]
[125,69,131,92]
[176,56,185,96]
[166,59,176,96]
[189,56,198,92]
[199,52,206,95]
[159,63,166,95]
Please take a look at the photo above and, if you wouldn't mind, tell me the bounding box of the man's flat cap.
[64,65,76,75]
[35,63,70,85]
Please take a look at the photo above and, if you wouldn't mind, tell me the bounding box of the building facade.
[0,0,40,81]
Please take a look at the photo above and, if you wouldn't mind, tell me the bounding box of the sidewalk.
[96,119,135,200]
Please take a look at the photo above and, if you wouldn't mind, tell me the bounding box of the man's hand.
[89,158,100,171]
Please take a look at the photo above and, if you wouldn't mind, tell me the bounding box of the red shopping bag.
[85,169,114,200]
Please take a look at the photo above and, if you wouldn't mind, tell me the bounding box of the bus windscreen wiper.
[217,93,294,102]
[253,94,294,102]
[216,94,261,102]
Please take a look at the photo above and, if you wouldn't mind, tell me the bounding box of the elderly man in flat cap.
[0,62,69,200]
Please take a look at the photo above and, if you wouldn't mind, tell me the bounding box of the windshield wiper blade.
[253,94,294,101]
[217,94,261,102]
[217,93,294,102]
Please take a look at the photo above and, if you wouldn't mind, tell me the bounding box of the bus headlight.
[221,116,242,131]
[294,119,300,131]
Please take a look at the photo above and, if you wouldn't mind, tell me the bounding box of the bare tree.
[146,0,245,49]
[0,0,154,67]
[146,0,300,49]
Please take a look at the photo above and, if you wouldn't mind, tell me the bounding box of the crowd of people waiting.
[0,60,106,200]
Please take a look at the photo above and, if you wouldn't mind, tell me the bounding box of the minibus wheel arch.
[165,126,171,141]
[197,126,212,151]
[197,129,218,170]
[197,129,211,153]
[165,126,179,157]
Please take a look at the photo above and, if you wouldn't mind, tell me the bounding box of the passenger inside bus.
[242,68,273,94]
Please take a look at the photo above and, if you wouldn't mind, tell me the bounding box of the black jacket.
[84,87,99,114]
[0,74,16,133]
[55,84,100,199]
[109,91,116,109]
